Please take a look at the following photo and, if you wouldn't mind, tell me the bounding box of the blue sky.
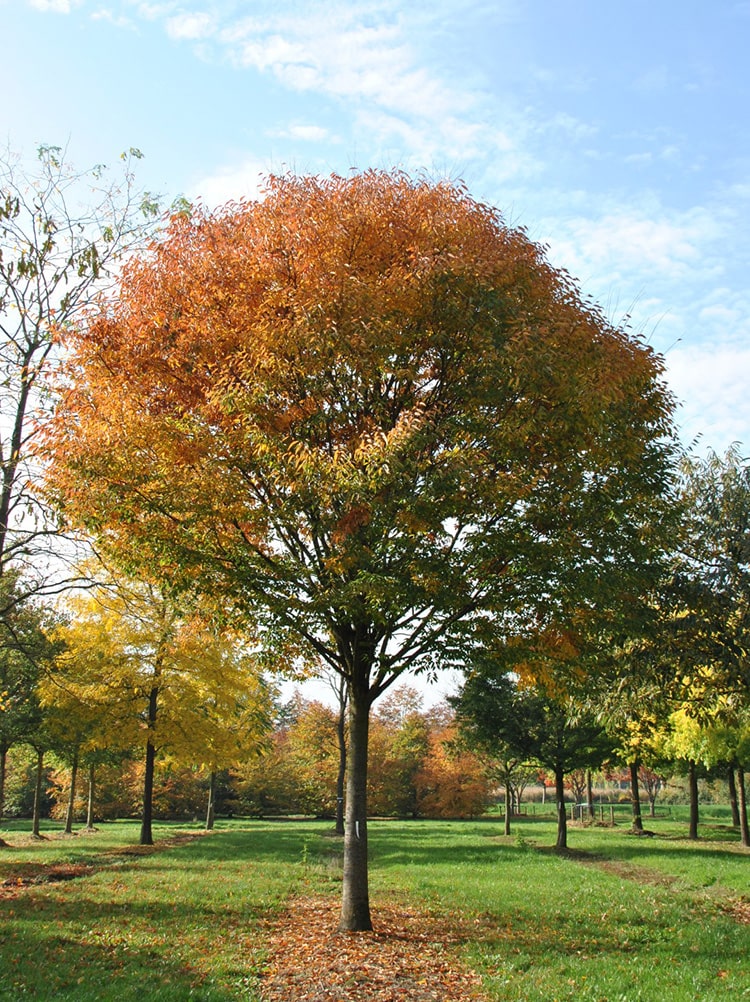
[4,0,750,454]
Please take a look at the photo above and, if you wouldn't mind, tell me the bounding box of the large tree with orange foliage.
[43,170,675,930]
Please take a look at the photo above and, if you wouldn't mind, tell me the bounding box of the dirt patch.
[567,850,679,888]
[257,895,490,1002]
[1,861,96,890]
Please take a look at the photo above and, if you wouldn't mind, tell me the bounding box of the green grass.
[1,814,748,1000]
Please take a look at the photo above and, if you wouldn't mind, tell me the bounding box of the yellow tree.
[50,571,268,843]
[156,622,274,829]
[43,171,676,929]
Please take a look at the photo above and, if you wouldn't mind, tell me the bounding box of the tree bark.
[688,759,699,840]
[205,770,216,831]
[728,765,741,827]
[140,685,158,846]
[504,778,512,836]
[32,747,44,838]
[339,677,372,931]
[335,686,347,837]
[629,760,643,833]
[586,768,595,820]
[555,767,567,849]
[0,743,7,821]
[737,763,750,848]
[86,762,96,829]
[64,748,79,835]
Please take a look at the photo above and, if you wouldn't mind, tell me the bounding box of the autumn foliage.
[43,169,675,928]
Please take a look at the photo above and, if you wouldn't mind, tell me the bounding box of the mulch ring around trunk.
[257,895,490,1002]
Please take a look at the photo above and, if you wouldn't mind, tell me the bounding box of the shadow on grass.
[0,910,259,1001]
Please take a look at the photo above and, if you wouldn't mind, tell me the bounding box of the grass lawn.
[0,812,748,1000]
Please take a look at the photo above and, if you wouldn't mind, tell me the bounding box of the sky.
[3,0,749,455]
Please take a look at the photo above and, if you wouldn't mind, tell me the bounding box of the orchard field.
[1,811,748,1001]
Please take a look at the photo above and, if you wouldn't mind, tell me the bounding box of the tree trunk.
[728,765,741,827]
[64,748,79,835]
[140,685,158,847]
[0,743,8,821]
[555,767,567,849]
[629,760,643,833]
[32,747,45,838]
[339,678,372,931]
[737,763,750,848]
[586,768,595,820]
[688,759,699,840]
[504,778,512,836]
[335,693,347,837]
[205,770,216,831]
[86,762,96,829]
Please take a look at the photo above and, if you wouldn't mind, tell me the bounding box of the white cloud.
[665,343,750,451]
[130,2,178,20]
[222,12,471,124]
[28,0,78,11]
[188,157,271,208]
[165,10,215,40]
[91,8,135,28]
[272,124,334,143]
[545,206,723,292]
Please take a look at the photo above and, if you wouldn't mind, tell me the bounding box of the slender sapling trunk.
[728,766,741,828]
[688,759,699,840]
[32,747,45,838]
[0,744,7,821]
[586,768,595,820]
[555,767,567,850]
[64,749,79,835]
[737,763,750,848]
[140,685,158,846]
[629,760,643,833]
[86,762,96,829]
[205,770,216,831]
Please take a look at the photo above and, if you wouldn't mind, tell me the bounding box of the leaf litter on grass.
[257,894,490,1002]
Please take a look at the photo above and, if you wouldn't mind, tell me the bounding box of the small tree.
[454,667,614,848]
[0,144,158,590]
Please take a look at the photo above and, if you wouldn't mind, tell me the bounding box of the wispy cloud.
[28,0,79,11]
[165,10,215,40]
[542,204,724,293]
[188,156,271,207]
[666,342,750,452]
[119,1,531,181]
[271,124,335,143]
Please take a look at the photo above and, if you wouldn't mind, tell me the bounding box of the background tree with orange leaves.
[43,170,676,930]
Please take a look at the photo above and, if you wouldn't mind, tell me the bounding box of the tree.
[651,446,750,842]
[451,669,530,835]
[413,718,489,819]
[454,667,613,848]
[50,566,268,844]
[668,447,750,699]
[0,144,158,591]
[43,170,675,930]
[0,574,52,825]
